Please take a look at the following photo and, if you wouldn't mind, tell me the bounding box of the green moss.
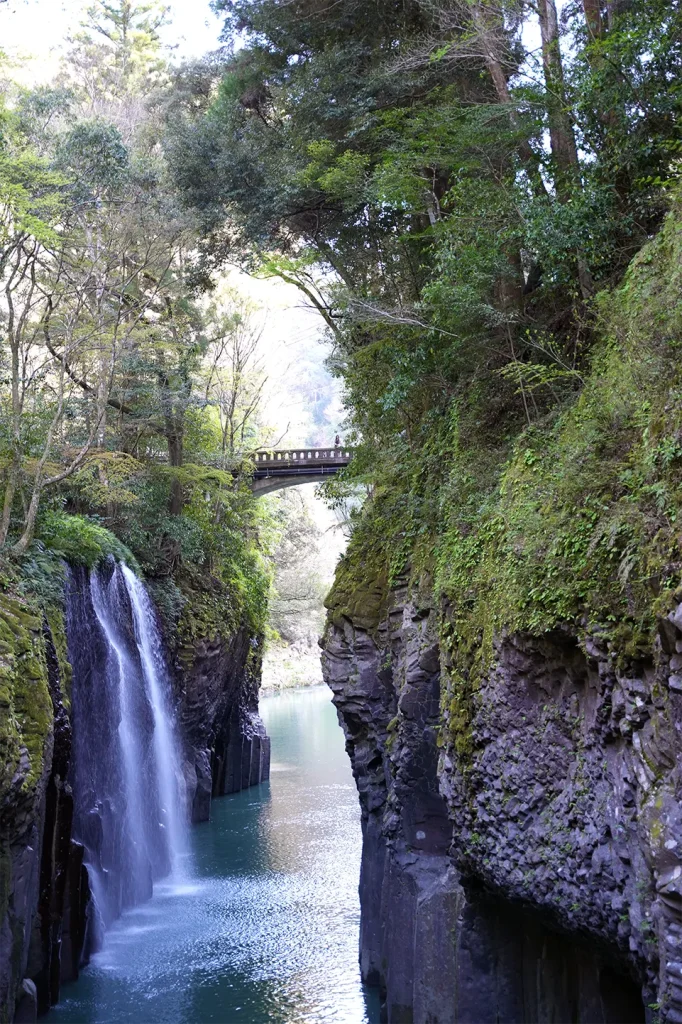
[337,196,682,764]
[174,553,270,662]
[435,200,682,676]
[176,581,240,658]
[45,606,72,707]
[0,592,53,806]
[325,517,390,631]
[36,510,138,570]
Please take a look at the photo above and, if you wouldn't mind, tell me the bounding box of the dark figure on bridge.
[334,435,340,447]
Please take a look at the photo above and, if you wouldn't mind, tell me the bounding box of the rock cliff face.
[321,575,677,1023]
[0,566,269,1023]
[174,622,271,823]
[0,598,80,1024]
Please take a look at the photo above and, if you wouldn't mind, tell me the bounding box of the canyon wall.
[321,574,680,1023]
[171,604,271,824]
[0,563,269,1023]
[319,180,682,1024]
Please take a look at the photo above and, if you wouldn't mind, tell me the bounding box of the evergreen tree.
[65,0,170,125]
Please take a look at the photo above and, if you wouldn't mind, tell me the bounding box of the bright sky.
[226,269,343,449]
[1,0,224,79]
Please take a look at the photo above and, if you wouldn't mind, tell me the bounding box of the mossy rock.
[44,607,72,707]
[0,593,53,813]
[174,572,241,662]
[36,511,137,570]
[326,545,389,632]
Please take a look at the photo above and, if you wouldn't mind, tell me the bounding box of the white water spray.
[67,561,192,952]
[121,564,190,882]
[90,570,150,908]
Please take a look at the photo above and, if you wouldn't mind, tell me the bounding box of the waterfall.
[66,560,191,953]
[89,570,151,909]
[120,564,189,880]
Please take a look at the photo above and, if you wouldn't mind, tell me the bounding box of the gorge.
[322,577,656,1022]
[3,0,682,1020]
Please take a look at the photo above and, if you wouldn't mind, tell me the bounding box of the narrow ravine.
[46,687,379,1024]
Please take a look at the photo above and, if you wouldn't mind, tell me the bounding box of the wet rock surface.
[174,627,270,823]
[321,580,663,1023]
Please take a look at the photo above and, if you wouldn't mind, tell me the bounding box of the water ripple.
[47,686,380,1024]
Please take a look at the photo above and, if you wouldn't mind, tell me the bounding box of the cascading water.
[121,564,189,880]
[66,559,191,953]
[89,570,152,910]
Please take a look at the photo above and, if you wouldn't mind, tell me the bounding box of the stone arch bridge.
[250,447,352,495]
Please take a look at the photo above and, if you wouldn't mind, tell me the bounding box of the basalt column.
[322,575,647,1023]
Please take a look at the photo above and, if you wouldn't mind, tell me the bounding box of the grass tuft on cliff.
[36,510,138,570]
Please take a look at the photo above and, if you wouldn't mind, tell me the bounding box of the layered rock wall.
[322,579,663,1023]
[175,625,271,822]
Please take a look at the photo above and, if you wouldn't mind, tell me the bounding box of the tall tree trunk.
[0,461,19,547]
[537,0,594,298]
[470,3,544,181]
[463,5,534,304]
[3,263,25,547]
[12,486,41,556]
[537,0,580,193]
[583,0,605,38]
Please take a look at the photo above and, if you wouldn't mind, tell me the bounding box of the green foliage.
[182,3,682,745]
[0,16,274,657]
[4,0,682,738]
[56,119,130,199]
[171,0,682,467]
[340,194,682,761]
[69,0,170,100]
[266,488,328,645]
[111,462,273,639]
[325,505,390,632]
[36,509,137,569]
[12,550,68,609]
[440,198,682,643]
[569,0,682,243]
[0,95,67,244]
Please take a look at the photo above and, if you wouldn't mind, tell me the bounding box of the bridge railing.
[251,447,352,469]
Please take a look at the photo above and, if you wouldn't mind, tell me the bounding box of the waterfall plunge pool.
[46,685,380,1024]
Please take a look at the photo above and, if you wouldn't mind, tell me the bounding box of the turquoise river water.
[47,685,380,1024]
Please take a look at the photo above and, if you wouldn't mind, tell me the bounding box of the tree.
[1,55,191,548]
[0,2,281,627]
[63,0,170,138]
[202,294,267,465]
[267,488,327,644]
[159,0,681,599]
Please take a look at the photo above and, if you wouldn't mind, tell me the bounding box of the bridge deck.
[251,447,352,476]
